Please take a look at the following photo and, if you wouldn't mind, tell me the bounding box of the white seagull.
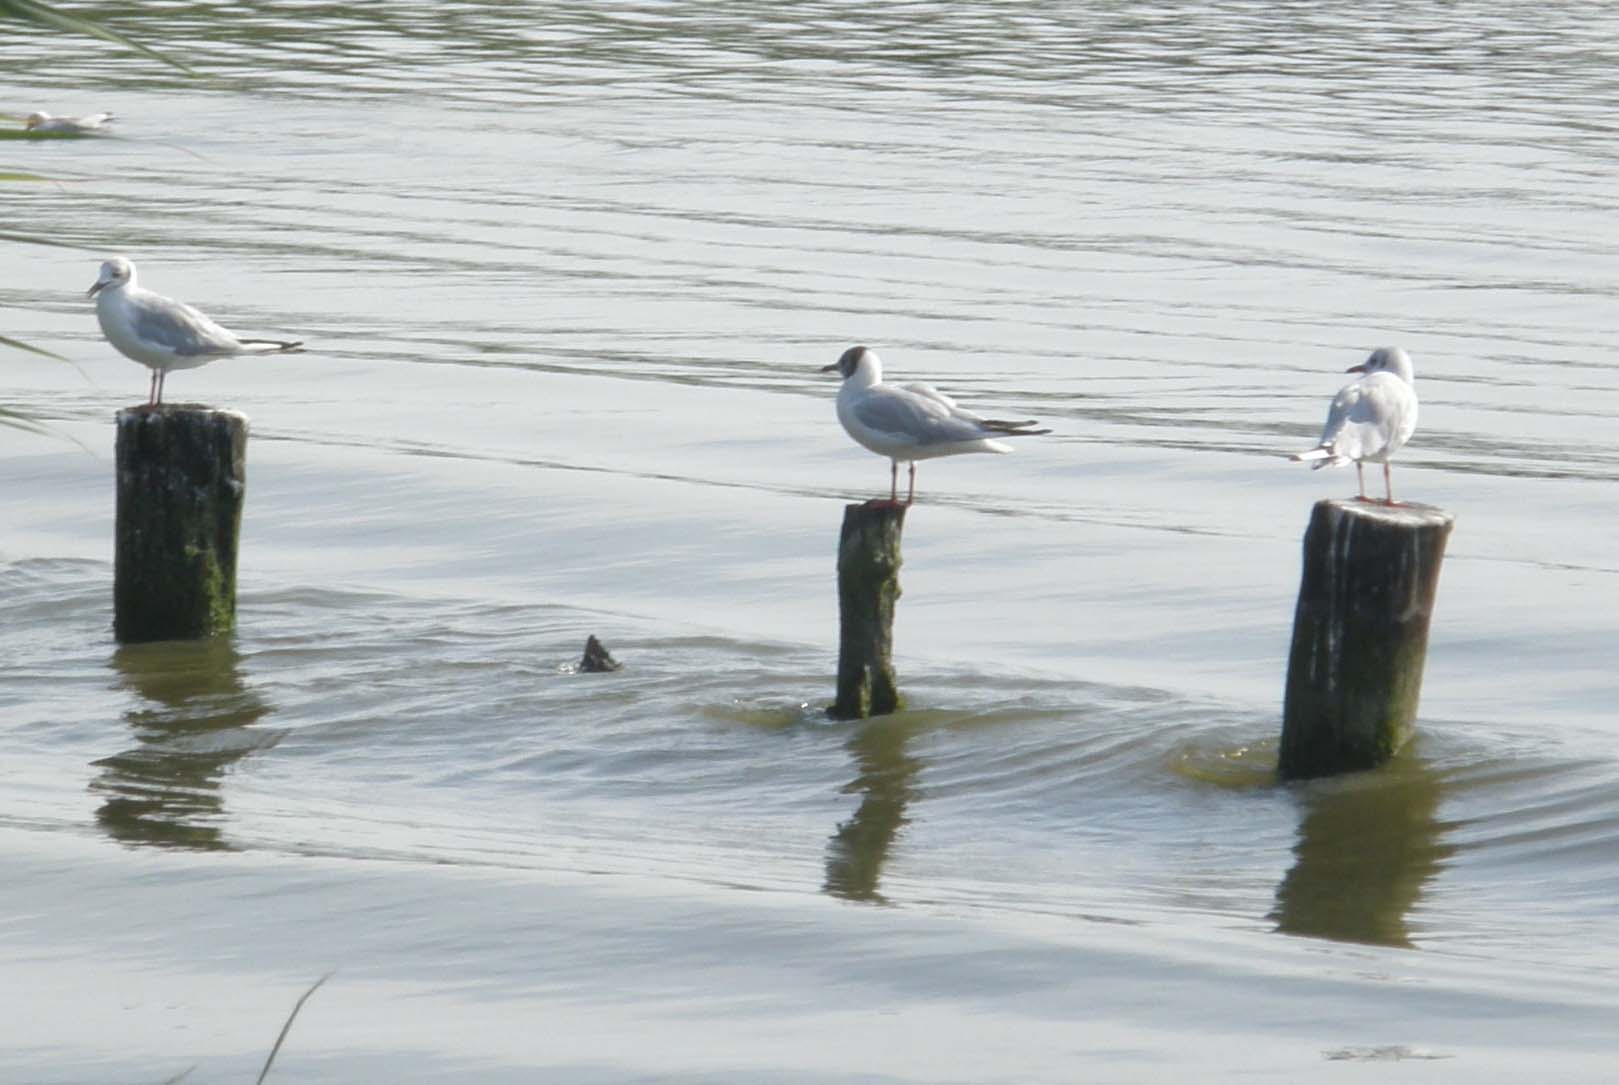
[88,257,305,407]
[820,345,1049,505]
[25,111,114,134]
[1291,346,1418,504]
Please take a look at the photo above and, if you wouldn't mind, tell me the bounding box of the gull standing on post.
[820,345,1049,505]
[1291,346,1418,504]
[24,111,114,134]
[89,257,304,407]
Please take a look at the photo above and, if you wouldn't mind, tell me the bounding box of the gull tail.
[239,339,305,354]
[1290,447,1336,470]
[980,418,1051,436]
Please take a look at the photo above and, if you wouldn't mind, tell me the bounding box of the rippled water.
[4,3,1619,1081]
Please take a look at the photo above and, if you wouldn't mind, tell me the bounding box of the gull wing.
[900,381,971,415]
[1318,372,1412,460]
[852,385,994,446]
[130,296,243,357]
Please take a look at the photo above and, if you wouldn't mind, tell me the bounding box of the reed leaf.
[255,973,332,1084]
[0,333,70,362]
[0,0,193,73]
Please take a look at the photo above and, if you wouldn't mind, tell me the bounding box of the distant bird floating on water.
[88,257,305,407]
[1291,346,1418,504]
[25,111,114,134]
[821,345,1049,505]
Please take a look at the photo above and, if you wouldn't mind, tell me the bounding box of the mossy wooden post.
[114,405,248,643]
[830,501,906,720]
[1280,499,1455,780]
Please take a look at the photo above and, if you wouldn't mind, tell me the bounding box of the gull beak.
[88,279,107,297]
[819,362,840,373]
[1345,363,1368,373]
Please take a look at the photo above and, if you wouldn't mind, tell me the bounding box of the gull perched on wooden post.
[820,345,1049,505]
[88,257,304,406]
[1291,346,1418,504]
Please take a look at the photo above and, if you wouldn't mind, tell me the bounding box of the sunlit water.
[4,3,1619,1080]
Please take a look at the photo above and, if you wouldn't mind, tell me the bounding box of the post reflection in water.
[824,718,923,904]
[1270,751,1455,948]
[92,639,278,851]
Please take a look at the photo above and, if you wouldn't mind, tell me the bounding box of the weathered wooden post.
[114,405,248,643]
[830,501,906,720]
[578,635,622,673]
[1280,499,1454,780]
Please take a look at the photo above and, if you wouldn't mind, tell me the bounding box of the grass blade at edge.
[0,0,194,73]
[256,972,333,1084]
[1,332,70,362]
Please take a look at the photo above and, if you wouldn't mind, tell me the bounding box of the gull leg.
[1384,461,1396,505]
[156,369,167,406]
[889,460,898,503]
[147,369,158,407]
[1355,462,1367,501]
[906,462,916,506]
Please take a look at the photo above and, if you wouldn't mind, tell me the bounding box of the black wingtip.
[981,418,1050,436]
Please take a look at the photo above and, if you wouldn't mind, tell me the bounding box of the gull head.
[88,256,135,298]
[819,345,881,382]
[23,112,49,131]
[1347,346,1414,384]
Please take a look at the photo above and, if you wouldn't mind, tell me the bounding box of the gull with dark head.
[89,257,305,406]
[820,345,1049,505]
[25,111,114,134]
[1291,346,1418,504]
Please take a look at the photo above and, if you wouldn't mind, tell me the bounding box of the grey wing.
[131,296,243,356]
[901,381,1042,431]
[899,381,975,417]
[853,387,991,445]
[1320,376,1402,459]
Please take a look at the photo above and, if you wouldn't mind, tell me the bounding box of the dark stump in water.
[579,635,622,673]
[114,405,248,643]
[830,500,906,720]
[1280,498,1455,780]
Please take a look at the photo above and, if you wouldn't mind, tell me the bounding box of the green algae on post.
[1280,498,1455,780]
[114,405,248,643]
[830,501,906,720]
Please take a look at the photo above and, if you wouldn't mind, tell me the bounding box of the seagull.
[1290,346,1418,504]
[25,111,114,134]
[820,345,1049,505]
[88,257,305,407]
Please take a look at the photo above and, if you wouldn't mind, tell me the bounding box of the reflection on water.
[91,639,277,851]
[1270,750,1454,948]
[824,717,922,904]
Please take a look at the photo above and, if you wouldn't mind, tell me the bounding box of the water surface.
[4,3,1619,1080]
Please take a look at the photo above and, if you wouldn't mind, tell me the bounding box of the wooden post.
[114,405,248,643]
[1280,499,1454,780]
[578,635,622,672]
[830,501,906,720]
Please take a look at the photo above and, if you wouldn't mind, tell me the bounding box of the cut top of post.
[1314,498,1454,532]
[117,404,251,428]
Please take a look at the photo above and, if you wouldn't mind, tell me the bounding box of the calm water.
[4,3,1619,1080]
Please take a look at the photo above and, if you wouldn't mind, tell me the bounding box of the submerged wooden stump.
[578,635,622,672]
[1280,499,1454,780]
[830,501,906,720]
[114,405,248,643]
